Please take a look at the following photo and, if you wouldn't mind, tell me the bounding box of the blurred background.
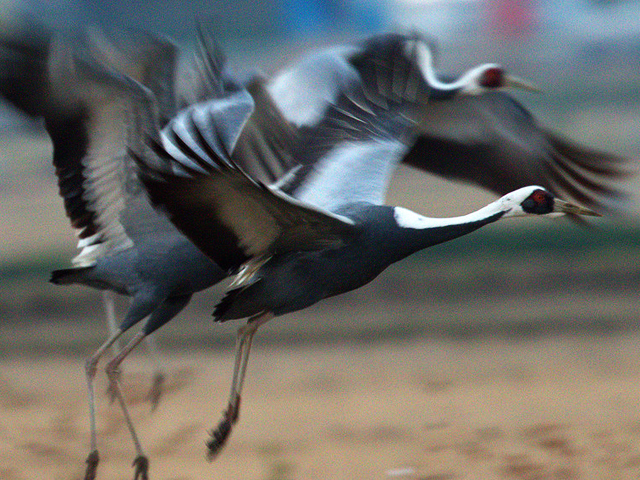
[0,0,639,353]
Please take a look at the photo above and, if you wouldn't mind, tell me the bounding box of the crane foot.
[206,417,232,460]
[84,450,99,480]
[132,454,149,480]
[206,400,239,460]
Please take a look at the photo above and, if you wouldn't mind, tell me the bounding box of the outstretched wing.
[268,33,630,214]
[0,24,241,265]
[275,34,426,211]
[0,27,141,263]
[403,92,630,212]
[134,91,357,273]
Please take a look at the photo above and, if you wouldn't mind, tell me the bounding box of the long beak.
[554,199,602,217]
[504,74,541,93]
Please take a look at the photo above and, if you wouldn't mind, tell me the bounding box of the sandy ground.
[3,333,640,480]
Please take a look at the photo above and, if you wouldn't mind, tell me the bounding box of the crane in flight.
[130,33,601,459]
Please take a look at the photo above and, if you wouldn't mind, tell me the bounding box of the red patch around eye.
[480,67,504,88]
[532,190,547,204]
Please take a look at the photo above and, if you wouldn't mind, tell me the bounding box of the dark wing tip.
[543,130,634,213]
[0,24,55,117]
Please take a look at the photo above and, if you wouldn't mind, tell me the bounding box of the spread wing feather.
[134,93,357,273]
[402,93,630,212]
[0,24,248,265]
[268,34,631,214]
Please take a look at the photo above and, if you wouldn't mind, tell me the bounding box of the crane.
[267,33,628,213]
[131,33,600,458]
[0,24,294,480]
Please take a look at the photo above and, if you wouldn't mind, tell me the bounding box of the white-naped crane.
[130,33,600,458]
[0,24,295,480]
[266,33,629,213]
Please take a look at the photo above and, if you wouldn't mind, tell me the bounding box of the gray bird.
[267,33,628,213]
[0,24,294,480]
[131,34,601,458]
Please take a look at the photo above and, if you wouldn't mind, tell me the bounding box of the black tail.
[50,266,94,285]
[212,288,241,322]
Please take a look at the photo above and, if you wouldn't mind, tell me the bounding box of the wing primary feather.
[545,162,601,209]
[551,153,616,196]
[192,114,232,168]
[164,121,217,173]
[545,130,632,178]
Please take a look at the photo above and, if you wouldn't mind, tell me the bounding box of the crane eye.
[522,189,554,214]
[531,189,548,205]
[479,67,504,88]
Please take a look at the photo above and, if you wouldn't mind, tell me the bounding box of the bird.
[266,32,628,213]
[0,24,295,480]
[130,32,601,459]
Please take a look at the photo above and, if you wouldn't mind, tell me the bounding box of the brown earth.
[3,332,640,480]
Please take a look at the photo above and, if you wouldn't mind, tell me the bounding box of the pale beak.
[504,74,541,93]
[554,199,602,217]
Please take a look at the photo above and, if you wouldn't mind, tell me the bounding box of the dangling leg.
[104,294,191,480]
[141,295,192,411]
[84,328,125,480]
[104,293,166,409]
[103,291,125,403]
[105,331,150,480]
[207,311,274,459]
[103,290,121,355]
[83,293,159,480]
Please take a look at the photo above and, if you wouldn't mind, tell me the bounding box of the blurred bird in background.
[0,23,296,480]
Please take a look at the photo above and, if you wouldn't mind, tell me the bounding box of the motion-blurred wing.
[267,33,432,129]
[279,91,414,212]
[135,93,356,273]
[0,25,183,265]
[266,43,360,128]
[268,34,629,214]
[403,92,629,212]
[84,26,179,125]
[232,79,298,183]
[276,34,425,211]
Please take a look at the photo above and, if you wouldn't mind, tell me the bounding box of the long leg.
[207,311,274,459]
[140,294,192,410]
[103,291,125,403]
[102,290,121,356]
[103,294,192,480]
[105,331,150,480]
[104,294,166,410]
[84,293,159,480]
[85,328,124,480]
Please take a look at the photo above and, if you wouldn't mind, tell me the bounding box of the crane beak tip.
[555,199,602,217]
[505,74,542,93]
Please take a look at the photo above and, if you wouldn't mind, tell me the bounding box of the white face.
[498,186,561,218]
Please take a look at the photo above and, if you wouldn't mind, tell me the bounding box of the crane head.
[459,64,541,95]
[407,38,540,96]
[501,186,601,218]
